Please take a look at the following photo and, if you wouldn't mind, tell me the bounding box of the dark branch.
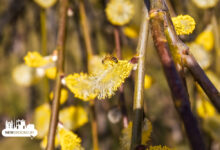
[144,0,206,150]
[157,0,220,113]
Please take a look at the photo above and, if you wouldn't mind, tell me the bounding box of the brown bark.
[144,0,206,149]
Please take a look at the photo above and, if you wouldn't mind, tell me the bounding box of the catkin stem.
[46,0,68,149]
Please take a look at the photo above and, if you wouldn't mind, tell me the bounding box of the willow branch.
[155,0,220,112]
[46,0,68,149]
[144,0,206,150]
[113,27,129,128]
[79,1,99,150]
[130,8,149,150]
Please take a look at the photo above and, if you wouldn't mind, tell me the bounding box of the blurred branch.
[40,8,50,106]
[114,27,129,128]
[79,0,93,58]
[90,100,99,150]
[40,8,47,55]
[46,0,68,149]
[130,7,149,150]
[79,1,99,150]
[211,14,220,75]
[144,0,206,150]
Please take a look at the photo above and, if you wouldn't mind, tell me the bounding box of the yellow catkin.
[40,135,60,149]
[195,30,214,51]
[34,0,57,8]
[46,67,57,79]
[65,73,97,101]
[120,119,152,150]
[50,88,68,105]
[196,99,216,118]
[123,26,138,38]
[34,103,51,138]
[172,15,196,35]
[59,106,88,130]
[96,59,133,99]
[105,0,134,26]
[142,119,152,145]
[12,64,36,87]
[59,127,83,150]
[24,51,49,68]
[65,58,133,101]
[144,74,152,89]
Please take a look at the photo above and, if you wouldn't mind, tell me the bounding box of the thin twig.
[46,0,68,149]
[130,7,149,150]
[40,8,50,103]
[79,0,93,58]
[90,100,99,150]
[114,27,129,128]
[79,1,99,150]
[144,0,206,149]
